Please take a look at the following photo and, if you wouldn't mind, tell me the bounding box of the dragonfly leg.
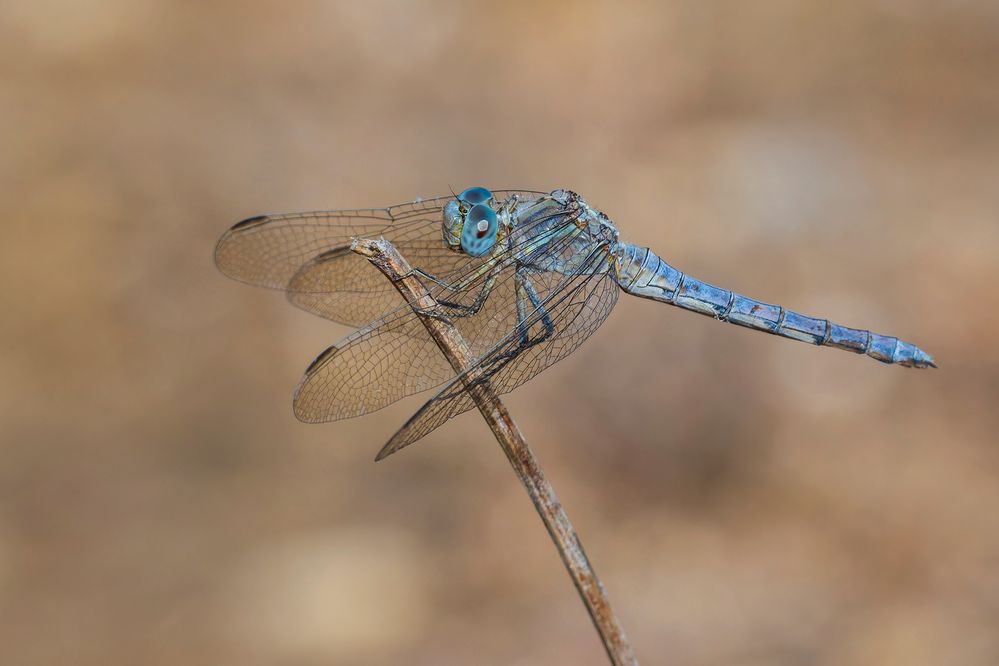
[412,259,504,321]
[516,276,531,345]
[413,267,477,293]
[515,268,555,346]
[458,270,556,387]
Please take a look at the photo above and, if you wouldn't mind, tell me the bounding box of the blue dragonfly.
[215,187,935,459]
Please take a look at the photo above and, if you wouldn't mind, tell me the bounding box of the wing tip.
[230,214,269,231]
[212,215,270,277]
[374,439,405,462]
[303,344,339,375]
[314,245,353,263]
[290,345,341,425]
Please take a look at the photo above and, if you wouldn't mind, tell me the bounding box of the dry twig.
[351,237,638,666]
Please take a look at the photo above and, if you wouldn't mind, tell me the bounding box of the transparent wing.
[285,237,468,327]
[292,262,519,421]
[292,203,591,421]
[375,247,619,460]
[214,190,545,327]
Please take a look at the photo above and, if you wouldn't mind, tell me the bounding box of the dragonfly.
[215,187,936,460]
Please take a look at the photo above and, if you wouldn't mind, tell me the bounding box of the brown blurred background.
[3,1,998,664]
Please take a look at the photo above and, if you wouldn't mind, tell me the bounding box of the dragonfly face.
[442,186,500,257]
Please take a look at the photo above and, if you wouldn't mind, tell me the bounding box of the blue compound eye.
[460,203,498,257]
[458,186,493,206]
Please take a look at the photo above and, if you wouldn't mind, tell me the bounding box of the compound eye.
[460,203,498,257]
[458,186,493,206]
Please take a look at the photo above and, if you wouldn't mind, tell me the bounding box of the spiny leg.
[516,268,554,346]
[413,265,490,294]
[492,268,555,366]
[411,206,586,322]
[410,220,580,322]
[411,258,504,321]
[439,270,557,397]
[430,267,502,319]
[515,273,531,345]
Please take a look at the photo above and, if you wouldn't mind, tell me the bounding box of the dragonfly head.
[442,186,499,257]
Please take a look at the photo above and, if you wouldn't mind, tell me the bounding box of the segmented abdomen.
[613,243,935,368]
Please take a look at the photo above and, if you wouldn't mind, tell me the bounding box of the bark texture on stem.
[351,237,638,666]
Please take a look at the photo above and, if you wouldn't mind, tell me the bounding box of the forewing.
[284,236,485,327]
[292,201,590,422]
[214,198,448,289]
[375,248,619,460]
[215,191,545,327]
